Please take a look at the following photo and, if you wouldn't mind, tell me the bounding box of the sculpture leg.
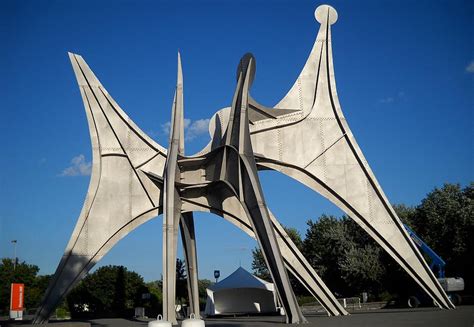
[162,53,185,325]
[162,192,180,325]
[240,158,306,324]
[217,55,305,324]
[181,184,346,317]
[269,213,347,316]
[179,212,200,317]
[33,255,93,324]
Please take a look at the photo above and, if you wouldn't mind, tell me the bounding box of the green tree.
[301,183,473,300]
[146,280,163,303]
[144,280,163,316]
[303,215,386,297]
[285,227,304,250]
[67,265,147,316]
[29,274,52,311]
[198,279,212,299]
[0,258,49,314]
[339,245,385,295]
[303,215,351,296]
[409,183,474,291]
[175,258,188,303]
[251,248,270,281]
[252,226,304,281]
[375,184,474,299]
[378,205,420,299]
[392,204,416,225]
[198,279,212,309]
[249,182,473,302]
[251,226,308,295]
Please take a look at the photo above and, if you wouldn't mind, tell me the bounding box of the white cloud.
[184,118,192,129]
[466,61,474,73]
[186,118,210,140]
[379,97,394,104]
[160,117,210,141]
[160,121,171,135]
[160,118,191,135]
[378,91,406,105]
[60,154,91,177]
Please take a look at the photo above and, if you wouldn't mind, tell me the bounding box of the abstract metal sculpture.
[33,4,454,325]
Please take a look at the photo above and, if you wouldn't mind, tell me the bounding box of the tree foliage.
[303,215,385,297]
[251,182,473,300]
[409,183,474,292]
[0,258,51,314]
[175,258,188,303]
[251,226,308,295]
[198,279,212,299]
[251,248,270,282]
[2,183,470,314]
[67,265,148,316]
[66,259,193,317]
[252,226,303,281]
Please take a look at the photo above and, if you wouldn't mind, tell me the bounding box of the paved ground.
[3,306,473,327]
[206,306,474,327]
[93,306,474,327]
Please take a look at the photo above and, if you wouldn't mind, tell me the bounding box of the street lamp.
[11,240,17,270]
[214,270,220,284]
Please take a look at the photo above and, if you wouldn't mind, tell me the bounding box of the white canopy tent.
[204,267,279,316]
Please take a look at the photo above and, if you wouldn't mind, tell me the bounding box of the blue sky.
[1,0,472,282]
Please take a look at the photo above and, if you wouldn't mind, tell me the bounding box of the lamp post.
[214,270,220,284]
[11,240,17,271]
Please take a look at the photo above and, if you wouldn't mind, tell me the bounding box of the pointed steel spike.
[206,3,453,313]
[33,54,165,324]
[251,4,454,310]
[274,5,337,112]
[168,52,185,156]
[177,51,185,155]
[161,52,186,325]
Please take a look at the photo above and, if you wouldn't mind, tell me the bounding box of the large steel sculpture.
[33,4,454,325]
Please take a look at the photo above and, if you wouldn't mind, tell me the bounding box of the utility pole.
[11,240,17,271]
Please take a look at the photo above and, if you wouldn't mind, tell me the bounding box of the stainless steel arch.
[33,4,453,325]
[208,4,454,311]
[33,49,342,325]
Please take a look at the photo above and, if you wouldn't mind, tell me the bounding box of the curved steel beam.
[35,5,451,325]
[32,53,166,324]
[179,186,347,317]
[207,4,453,310]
